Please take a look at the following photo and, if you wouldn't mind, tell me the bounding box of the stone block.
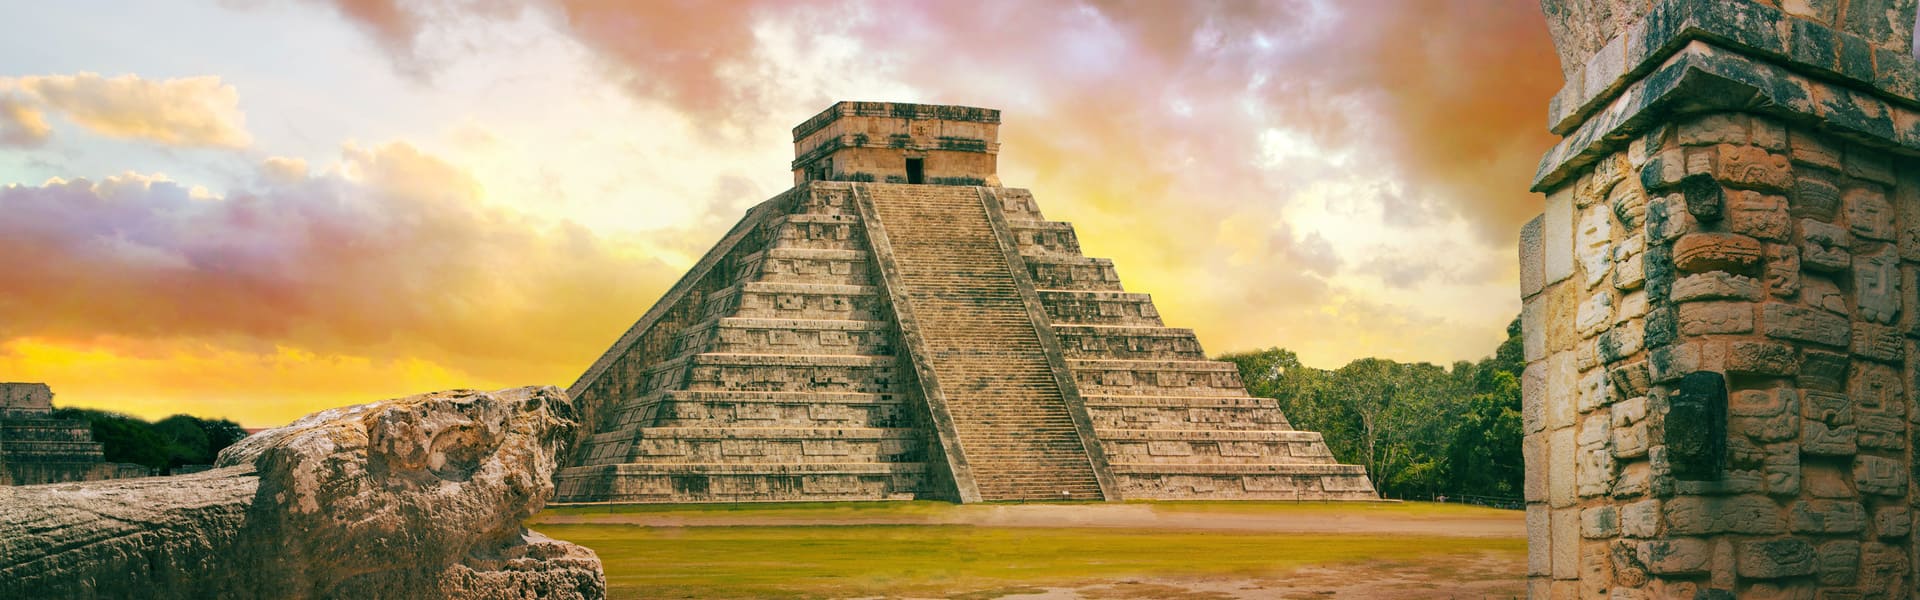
[1521,215,1546,298]
[1620,499,1659,538]
[1575,368,1611,414]
[1872,505,1910,539]
[1523,361,1547,434]
[1577,204,1613,289]
[1790,176,1841,219]
[1846,186,1895,241]
[1763,243,1800,298]
[1640,539,1712,576]
[1801,275,1847,314]
[1577,543,1612,599]
[1640,148,1687,190]
[1718,145,1794,192]
[1804,464,1855,498]
[1614,234,1646,290]
[1664,495,1785,535]
[1607,360,1651,399]
[1730,387,1795,418]
[1681,173,1725,222]
[1797,350,1849,392]
[1762,447,1800,496]
[1728,191,1790,241]
[1672,272,1761,302]
[1612,175,1648,221]
[1673,233,1764,274]
[1851,323,1903,363]
[1528,504,1551,576]
[1847,362,1904,419]
[1844,145,1896,185]
[1546,353,1579,430]
[1857,542,1908,594]
[1789,128,1842,171]
[1576,292,1613,335]
[1551,508,1579,580]
[1854,248,1899,324]
[1802,425,1859,457]
[1727,341,1798,376]
[1546,187,1575,285]
[1751,117,1788,151]
[1613,461,1651,498]
[1854,455,1907,496]
[1678,301,1754,335]
[1800,218,1853,272]
[1577,445,1616,498]
[1577,413,1609,446]
[1679,114,1749,146]
[1814,540,1860,586]
[1580,505,1618,539]
[1523,297,1547,363]
[1598,324,1645,364]
[1524,433,1547,502]
[1787,499,1865,533]
[1763,303,1851,347]
[1549,427,1577,507]
[1736,539,1814,579]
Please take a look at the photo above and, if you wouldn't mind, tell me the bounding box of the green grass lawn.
[534,501,1524,599]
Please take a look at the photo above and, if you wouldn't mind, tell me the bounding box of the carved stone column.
[1524,1,1920,597]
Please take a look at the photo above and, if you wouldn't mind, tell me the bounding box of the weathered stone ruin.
[1523,0,1920,597]
[0,382,148,485]
[554,101,1376,503]
[0,386,605,599]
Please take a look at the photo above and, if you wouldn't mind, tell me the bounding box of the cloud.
[0,143,681,406]
[308,0,1557,367]
[0,93,51,146]
[0,73,253,147]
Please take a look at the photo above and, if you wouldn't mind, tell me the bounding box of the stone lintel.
[1532,40,1920,191]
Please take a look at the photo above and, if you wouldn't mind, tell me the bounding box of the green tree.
[1215,314,1526,502]
[53,408,169,470]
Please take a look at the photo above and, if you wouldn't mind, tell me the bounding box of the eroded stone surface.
[0,387,605,599]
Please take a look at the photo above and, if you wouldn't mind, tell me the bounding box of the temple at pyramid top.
[791,101,1001,187]
[552,101,1375,504]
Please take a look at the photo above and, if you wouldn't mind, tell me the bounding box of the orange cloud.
[0,92,51,146]
[0,143,685,425]
[1,73,252,147]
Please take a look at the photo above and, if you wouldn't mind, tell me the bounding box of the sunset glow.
[1,1,1561,427]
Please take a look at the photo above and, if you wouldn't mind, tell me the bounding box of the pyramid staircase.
[857,184,1108,502]
[553,181,1375,503]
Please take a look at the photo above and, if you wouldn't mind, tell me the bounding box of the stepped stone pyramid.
[0,383,149,485]
[553,101,1376,503]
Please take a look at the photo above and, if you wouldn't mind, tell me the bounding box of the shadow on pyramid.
[554,102,1377,504]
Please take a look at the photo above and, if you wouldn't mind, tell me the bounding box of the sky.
[0,0,1562,427]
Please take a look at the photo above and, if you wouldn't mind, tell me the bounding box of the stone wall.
[1525,1,1920,597]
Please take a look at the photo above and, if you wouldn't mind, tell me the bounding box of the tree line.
[49,409,249,474]
[1217,316,1524,502]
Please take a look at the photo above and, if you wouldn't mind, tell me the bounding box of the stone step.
[864,183,1104,502]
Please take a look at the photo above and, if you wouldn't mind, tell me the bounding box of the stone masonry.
[553,101,1376,504]
[1524,1,1920,597]
[0,383,147,485]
